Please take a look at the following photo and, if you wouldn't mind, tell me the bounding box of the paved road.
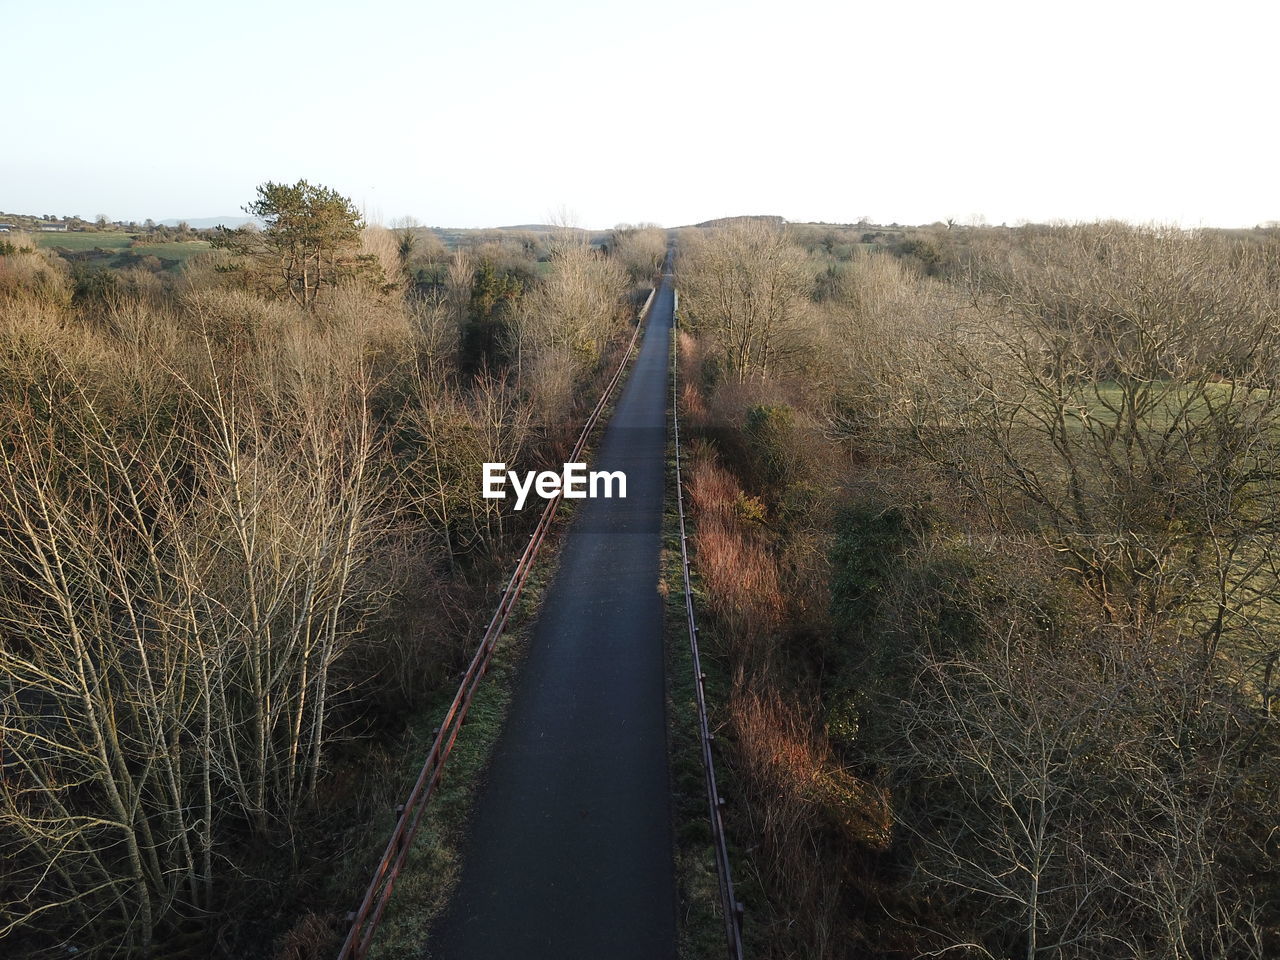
[429,276,678,959]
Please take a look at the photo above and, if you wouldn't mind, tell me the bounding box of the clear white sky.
[5,0,1277,228]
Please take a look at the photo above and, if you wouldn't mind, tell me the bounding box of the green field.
[1046,379,1279,696]
[34,231,212,267]
[32,231,135,251]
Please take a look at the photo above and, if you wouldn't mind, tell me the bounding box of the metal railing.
[336,287,656,960]
[671,293,746,960]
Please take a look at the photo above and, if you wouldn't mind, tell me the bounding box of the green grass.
[1011,377,1280,698]
[366,533,576,960]
[34,231,212,269]
[34,231,135,251]
[1073,380,1255,432]
[131,239,211,261]
[367,624,528,960]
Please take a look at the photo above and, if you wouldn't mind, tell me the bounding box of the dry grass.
[0,235,70,308]
[273,913,343,960]
[686,453,784,654]
[678,353,892,957]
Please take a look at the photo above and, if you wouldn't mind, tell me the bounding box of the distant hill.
[692,215,787,229]
[160,216,259,229]
[493,224,588,233]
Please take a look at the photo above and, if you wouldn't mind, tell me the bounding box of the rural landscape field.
[4,1,1278,959]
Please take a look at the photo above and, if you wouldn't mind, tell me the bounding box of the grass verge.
[355,296,653,960]
[366,559,552,960]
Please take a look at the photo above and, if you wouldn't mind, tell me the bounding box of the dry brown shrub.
[180,284,300,352]
[675,329,709,422]
[610,225,667,282]
[525,345,577,428]
[0,285,130,414]
[513,241,628,377]
[0,237,71,309]
[115,264,170,308]
[360,225,403,290]
[685,452,739,523]
[176,245,239,292]
[686,454,785,661]
[679,381,706,428]
[310,286,415,373]
[273,911,341,960]
[727,685,890,958]
[730,686,824,819]
[727,687,839,955]
[731,685,889,849]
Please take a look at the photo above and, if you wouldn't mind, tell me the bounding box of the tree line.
[674,218,1279,959]
[0,182,666,957]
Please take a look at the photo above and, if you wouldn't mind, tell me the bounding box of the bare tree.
[0,339,387,952]
[510,238,627,415]
[898,225,1280,677]
[679,221,812,382]
[609,224,667,283]
[445,249,474,347]
[892,618,1275,960]
[895,630,1094,960]
[401,372,531,563]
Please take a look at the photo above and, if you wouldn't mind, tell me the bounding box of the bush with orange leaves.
[676,328,893,958]
[686,451,784,654]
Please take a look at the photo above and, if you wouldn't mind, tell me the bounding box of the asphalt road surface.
[429,276,678,959]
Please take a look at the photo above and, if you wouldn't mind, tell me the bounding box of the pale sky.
[5,0,1277,228]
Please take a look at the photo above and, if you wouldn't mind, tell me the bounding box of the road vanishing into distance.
[429,275,679,959]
